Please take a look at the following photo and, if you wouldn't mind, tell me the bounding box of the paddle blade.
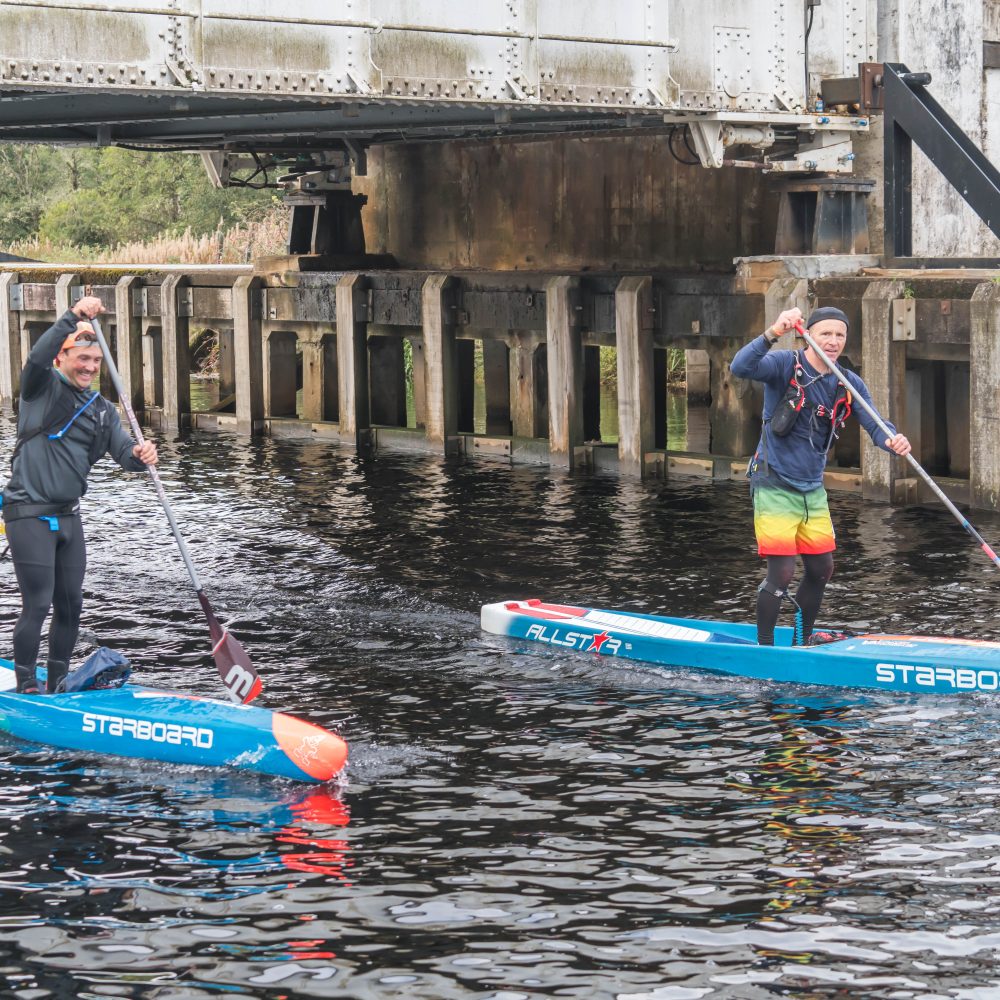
[198,591,263,704]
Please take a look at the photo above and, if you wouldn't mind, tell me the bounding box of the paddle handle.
[794,322,1000,568]
[90,317,205,591]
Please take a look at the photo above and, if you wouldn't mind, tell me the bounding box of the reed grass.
[5,206,287,265]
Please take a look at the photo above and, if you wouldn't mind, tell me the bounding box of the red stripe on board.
[504,606,583,621]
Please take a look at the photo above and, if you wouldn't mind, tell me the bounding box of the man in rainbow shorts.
[731,306,911,645]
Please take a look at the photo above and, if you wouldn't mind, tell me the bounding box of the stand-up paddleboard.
[482,599,1000,696]
[0,659,346,782]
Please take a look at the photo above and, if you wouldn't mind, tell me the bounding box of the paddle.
[90,316,263,703]
[794,320,1000,570]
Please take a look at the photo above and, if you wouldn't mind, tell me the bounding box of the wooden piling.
[483,338,512,436]
[160,274,191,430]
[545,276,583,469]
[335,273,371,445]
[421,273,458,450]
[860,279,907,503]
[970,281,1000,509]
[232,275,264,434]
[509,332,543,439]
[114,276,144,416]
[369,335,406,426]
[0,272,21,405]
[615,276,655,477]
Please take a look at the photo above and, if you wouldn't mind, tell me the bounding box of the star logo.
[590,631,612,654]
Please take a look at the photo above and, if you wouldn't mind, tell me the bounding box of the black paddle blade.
[198,592,263,704]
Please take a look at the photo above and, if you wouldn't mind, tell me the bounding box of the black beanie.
[806,307,849,331]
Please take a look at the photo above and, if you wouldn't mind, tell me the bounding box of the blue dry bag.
[57,647,131,693]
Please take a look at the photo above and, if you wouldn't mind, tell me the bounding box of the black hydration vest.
[769,351,853,449]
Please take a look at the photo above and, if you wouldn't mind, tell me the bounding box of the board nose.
[271,713,348,781]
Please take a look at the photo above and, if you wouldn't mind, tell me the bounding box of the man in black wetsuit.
[2,296,158,693]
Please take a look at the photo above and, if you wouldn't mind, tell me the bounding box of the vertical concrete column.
[421,274,457,448]
[545,276,583,469]
[114,276,143,415]
[861,279,907,502]
[970,281,1000,509]
[509,332,539,438]
[322,335,339,421]
[160,274,191,430]
[582,345,601,441]
[141,319,163,410]
[765,276,809,349]
[615,276,655,478]
[369,336,407,426]
[55,273,79,317]
[483,338,512,436]
[218,328,236,402]
[707,341,761,458]
[335,273,370,445]
[0,272,22,405]
[266,332,298,417]
[409,334,427,429]
[300,334,324,422]
[685,349,710,402]
[233,275,264,434]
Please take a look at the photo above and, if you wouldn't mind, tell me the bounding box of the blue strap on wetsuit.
[32,392,99,532]
[46,391,99,441]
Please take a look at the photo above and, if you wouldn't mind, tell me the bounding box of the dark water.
[2,410,1000,999]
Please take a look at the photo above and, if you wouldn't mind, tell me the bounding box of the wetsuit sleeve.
[20,310,80,401]
[106,407,147,472]
[730,335,788,383]
[848,372,898,450]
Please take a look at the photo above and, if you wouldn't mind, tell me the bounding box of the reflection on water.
[0,407,998,997]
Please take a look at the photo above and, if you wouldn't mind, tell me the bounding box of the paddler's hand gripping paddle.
[794,320,1000,571]
[90,315,263,703]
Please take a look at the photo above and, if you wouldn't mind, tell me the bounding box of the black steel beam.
[883,62,1000,264]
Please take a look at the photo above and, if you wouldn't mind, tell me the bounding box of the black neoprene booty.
[14,664,39,694]
[45,660,68,695]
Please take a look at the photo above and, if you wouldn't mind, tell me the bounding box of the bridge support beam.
[421,274,458,451]
[0,272,21,406]
[336,273,371,447]
[546,276,584,469]
[160,274,190,431]
[970,281,1000,510]
[115,276,144,417]
[233,275,264,434]
[861,279,907,503]
[615,276,655,477]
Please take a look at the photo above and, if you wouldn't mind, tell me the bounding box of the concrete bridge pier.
[970,282,1000,511]
[368,334,405,428]
[545,276,584,470]
[861,280,908,504]
[115,276,144,417]
[483,338,512,437]
[420,274,459,454]
[509,332,546,440]
[0,271,21,405]
[615,276,655,477]
[336,273,371,449]
[233,275,264,435]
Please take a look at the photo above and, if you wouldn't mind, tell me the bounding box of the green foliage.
[0,144,274,251]
[599,345,687,386]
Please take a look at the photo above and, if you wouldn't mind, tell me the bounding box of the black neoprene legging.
[6,513,86,666]
[756,552,834,645]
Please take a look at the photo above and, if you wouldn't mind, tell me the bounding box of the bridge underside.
[0,90,671,151]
